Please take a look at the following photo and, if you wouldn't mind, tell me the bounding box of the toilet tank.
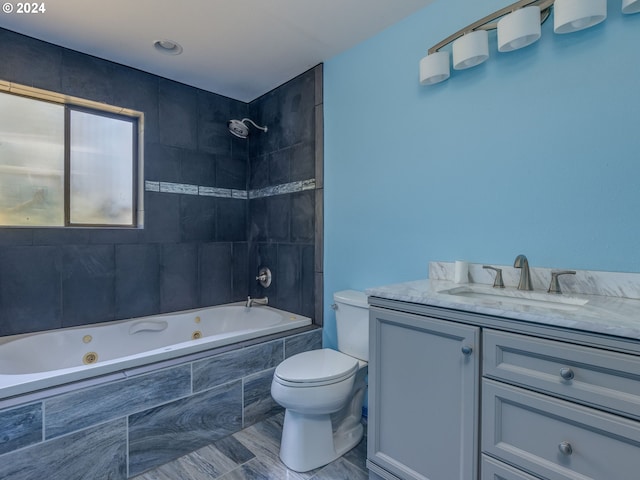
[333,290,369,361]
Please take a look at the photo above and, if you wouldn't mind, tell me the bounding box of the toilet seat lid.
[274,349,359,385]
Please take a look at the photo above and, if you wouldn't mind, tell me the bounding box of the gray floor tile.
[132,411,367,480]
[310,457,369,480]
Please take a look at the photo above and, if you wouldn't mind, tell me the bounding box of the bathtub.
[0,303,311,399]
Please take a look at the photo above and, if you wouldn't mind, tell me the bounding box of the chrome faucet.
[245,296,268,308]
[513,254,533,291]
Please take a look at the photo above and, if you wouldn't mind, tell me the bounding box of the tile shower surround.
[0,27,323,337]
[0,328,322,479]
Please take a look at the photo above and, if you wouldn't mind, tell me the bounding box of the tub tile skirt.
[0,419,127,479]
[0,328,321,479]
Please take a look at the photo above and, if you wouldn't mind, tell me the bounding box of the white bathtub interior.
[0,302,311,399]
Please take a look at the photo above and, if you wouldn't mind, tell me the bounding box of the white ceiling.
[0,0,435,102]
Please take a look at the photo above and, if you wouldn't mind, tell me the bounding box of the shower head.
[227,118,268,138]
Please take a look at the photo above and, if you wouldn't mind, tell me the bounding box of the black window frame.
[64,105,139,228]
[0,88,141,229]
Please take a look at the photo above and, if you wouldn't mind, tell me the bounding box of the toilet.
[271,290,369,472]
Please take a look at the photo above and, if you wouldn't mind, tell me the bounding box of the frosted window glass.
[0,94,64,226]
[69,110,134,225]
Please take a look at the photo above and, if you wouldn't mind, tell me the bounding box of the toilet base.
[279,410,364,472]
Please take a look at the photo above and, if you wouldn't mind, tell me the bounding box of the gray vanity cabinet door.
[367,306,480,480]
[483,379,640,480]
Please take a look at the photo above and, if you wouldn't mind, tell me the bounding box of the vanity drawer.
[481,455,540,480]
[482,379,640,480]
[484,329,640,419]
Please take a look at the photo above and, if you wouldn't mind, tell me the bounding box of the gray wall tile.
[0,246,62,335]
[243,368,282,427]
[200,243,233,305]
[0,29,63,92]
[266,195,291,242]
[285,329,323,358]
[290,142,316,183]
[61,245,115,327]
[32,228,92,246]
[45,365,191,439]
[128,380,242,476]
[140,191,181,244]
[301,245,315,319]
[217,156,247,190]
[197,90,247,156]
[61,49,116,104]
[192,341,284,392]
[247,66,320,323]
[217,198,246,242]
[180,195,217,242]
[276,244,301,314]
[0,403,42,455]
[160,244,198,312]
[0,228,33,246]
[0,418,127,480]
[291,190,315,242]
[232,242,250,299]
[115,244,161,319]
[144,143,183,183]
[158,79,198,149]
[181,150,216,187]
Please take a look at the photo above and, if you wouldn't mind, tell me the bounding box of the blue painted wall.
[323,0,640,347]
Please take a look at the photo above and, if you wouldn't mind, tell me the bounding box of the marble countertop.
[366,279,640,341]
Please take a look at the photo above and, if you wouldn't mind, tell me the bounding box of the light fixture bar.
[427,0,554,54]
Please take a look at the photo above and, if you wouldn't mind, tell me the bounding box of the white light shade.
[622,0,640,14]
[554,0,606,33]
[452,30,489,70]
[497,6,542,52]
[419,51,450,85]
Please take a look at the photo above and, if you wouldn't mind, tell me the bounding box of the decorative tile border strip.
[145,179,315,200]
[248,179,315,199]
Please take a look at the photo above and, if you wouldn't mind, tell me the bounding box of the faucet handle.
[483,266,505,288]
[547,270,576,294]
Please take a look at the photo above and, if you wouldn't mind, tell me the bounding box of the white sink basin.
[438,285,588,311]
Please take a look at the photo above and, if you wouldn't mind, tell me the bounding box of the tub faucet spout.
[246,296,268,308]
[513,254,533,291]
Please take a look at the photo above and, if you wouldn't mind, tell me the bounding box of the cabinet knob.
[560,367,575,380]
[461,345,473,356]
[558,441,573,455]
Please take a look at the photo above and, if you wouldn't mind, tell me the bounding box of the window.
[0,85,141,227]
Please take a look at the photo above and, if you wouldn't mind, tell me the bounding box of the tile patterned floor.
[132,413,368,480]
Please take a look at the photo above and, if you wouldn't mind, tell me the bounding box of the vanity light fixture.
[419,0,636,86]
[554,0,606,33]
[498,6,542,51]
[622,0,640,14]
[420,51,451,85]
[452,30,489,70]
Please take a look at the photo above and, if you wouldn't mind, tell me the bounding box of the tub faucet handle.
[256,267,272,287]
[483,265,504,288]
[547,270,576,294]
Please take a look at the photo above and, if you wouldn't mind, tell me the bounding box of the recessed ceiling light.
[153,39,183,55]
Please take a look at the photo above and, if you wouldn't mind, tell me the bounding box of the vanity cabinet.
[367,297,640,480]
[482,329,640,480]
[367,306,480,480]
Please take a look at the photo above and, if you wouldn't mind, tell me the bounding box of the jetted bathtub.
[0,302,311,399]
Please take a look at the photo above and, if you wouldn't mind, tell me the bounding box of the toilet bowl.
[271,290,369,472]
